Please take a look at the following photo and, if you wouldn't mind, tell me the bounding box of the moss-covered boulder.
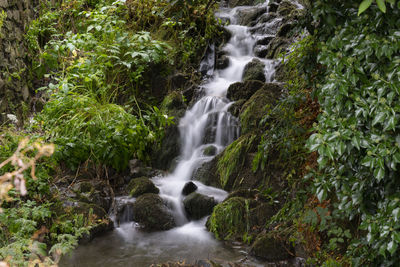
[216,134,259,191]
[228,99,246,117]
[242,59,266,82]
[226,80,264,101]
[250,232,295,261]
[236,6,267,26]
[132,193,176,231]
[207,197,248,240]
[160,91,186,114]
[183,193,218,220]
[239,83,282,134]
[127,177,159,197]
[277,0,298,17]
[192,158,220,188]
[203,145,218,156]
[216,55,230,70]
[266,36,290,59]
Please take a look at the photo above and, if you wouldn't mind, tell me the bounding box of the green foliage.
[38,92,172,170]
[358,0,399,15]
[0,10,6,39]
[308,1,400,265]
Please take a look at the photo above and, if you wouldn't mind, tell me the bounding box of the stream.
[60,1,277,266]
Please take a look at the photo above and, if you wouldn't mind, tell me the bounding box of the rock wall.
[0,0,38,121]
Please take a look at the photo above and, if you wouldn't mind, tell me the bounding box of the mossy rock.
[250,232,294,261]
[277,0,298,17]
[242,59,265,82]
[192,158,220,188]
[161,91,186,116]
[228,99,246,118]
[206,197,248,240]
[203,145,218,156]
[151,123,181,170]
[228,0,259,7]
[132,193,176,231]
[183,193,218,220]
[239,83,282,134]
[226,80,264,102]
[216,134,259,191]
[266,36,290,59]
[128,177,159,197]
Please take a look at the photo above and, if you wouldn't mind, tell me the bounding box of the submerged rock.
[132,193,176,231]
[182,181,198,196]
[242,59,266,82]
[183,193,218,220]
[127,177,159,197]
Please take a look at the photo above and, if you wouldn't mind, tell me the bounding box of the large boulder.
[192,158,220,188]
[266,36,290,59]
[183,193,218,220]
[277,0,298,17]
[242,59,266,82]
[227,80,264,101]
[132,193,176,231]
[236,7,267,26]
[250,232,295,261]
[228,99,246,117]
[239,83,283,134]
[182,181,198,196]
[127,177,159,197]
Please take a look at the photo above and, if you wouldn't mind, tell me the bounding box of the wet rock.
[228,99,246,118]
[227,0,257,8]
[128,177,159,197]
[277,21,295,38]
[239,83,283,134]
[266,36,290,59]
[250,232,295,261]
[161,91,186,114]
[242,59,265,82]
[236,6,267,26]
[268,1,280,13]
[203,145,218,156]
[277,0,298,17]
[256,12,279,25]
[216,55,230,70]
[254,45,269,58]
[255,35,274,46]
[152,124,181,170]
[227,80,264,102]
[182,181,198,196]
[183,193,218,220]
[168,73,190,91]
[192,158,220,188]
[132,193,176,231]
[79,219,114,244]
[72,180,113,212]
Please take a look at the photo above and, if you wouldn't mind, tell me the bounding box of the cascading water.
[60,1,279,266]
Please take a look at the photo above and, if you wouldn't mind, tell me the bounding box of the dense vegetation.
[1,0,220,265]
[251,1,400,266]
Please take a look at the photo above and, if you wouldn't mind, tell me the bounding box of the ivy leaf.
[358,0,373,15]
[376,0,387,13]
[374,167,385,181]
[372,112,386,126]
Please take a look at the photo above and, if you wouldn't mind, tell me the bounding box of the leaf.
[376,0,387,13]
[374,167,385,181]
[358,0,373,15]
[372,112,386,126]
[388,240,397,255]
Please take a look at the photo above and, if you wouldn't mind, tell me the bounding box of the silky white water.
[60,1,276,266]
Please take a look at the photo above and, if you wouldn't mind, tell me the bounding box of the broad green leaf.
[376,0,387,13]
[358,0,373,15]
[372,112,386,126]
[374,167,385,181]
[388,240,397,255]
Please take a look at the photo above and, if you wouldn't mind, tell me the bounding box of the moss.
[128,177,159,197]
[160,91,185,113]
[217,134,257,191]
[207,197,250,241]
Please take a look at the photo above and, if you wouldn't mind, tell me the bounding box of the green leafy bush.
[308,1,400,265]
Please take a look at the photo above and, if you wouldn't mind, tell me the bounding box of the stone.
[128,177,159,197]
[182,181,198,196]
[168,73,190,91]
[254,45,269,58]
[216,55,229,70]
[236,7,267,26]
[132,193,176,231]
[183,193,218,220]
[151,123,181,170]
[227,80,264,101]
[242,58,265,82]
[277,21,295,38]
[203,145,217,156]
[228,99,246,117]
[192,158,220,188]
[255,35,274,46]
[277,0,298,17]
[161,91,186,112]
[250,232,295,261]
[266,36,290,59]
[239,83,283,134]
[227,0,256,8]
[268,2,279,13]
